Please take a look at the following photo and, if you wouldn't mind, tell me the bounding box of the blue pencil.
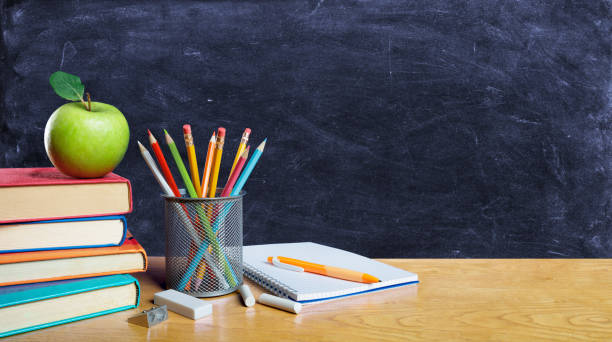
[231,138,266,196]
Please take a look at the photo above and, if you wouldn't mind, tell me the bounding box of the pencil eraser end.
[182,125,192,134]
[244,128,251,134]
[154,289,212,320]
[217,127,226,137]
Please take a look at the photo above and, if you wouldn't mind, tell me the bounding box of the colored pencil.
[200,132,216,198]
[183,124,203,197]
[207,127,225,198]
[220,146,249,197]
[148,130,181,197]
[164,130,198,198]
[231,138,266,196]
[137,141,174,196]
[227,128,251,183]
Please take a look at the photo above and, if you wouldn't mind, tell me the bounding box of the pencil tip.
[164,131,174,143]
[163,129,169,135]
[137,141,145,150]
[148,130,157,143]
[258,138,267,150]
[147,129,152,136]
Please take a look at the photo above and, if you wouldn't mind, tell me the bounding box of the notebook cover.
[0,215,128,254]
[0,167,133,224]
[0,232,147,286]
[0,274,140,338]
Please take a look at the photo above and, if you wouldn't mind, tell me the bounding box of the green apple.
[44,102,129,178]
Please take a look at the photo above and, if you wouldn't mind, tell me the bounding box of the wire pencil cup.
[164,190,243,297]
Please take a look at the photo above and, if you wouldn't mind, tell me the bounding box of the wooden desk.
[6,258,612,341]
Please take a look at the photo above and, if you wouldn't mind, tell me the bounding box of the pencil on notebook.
[183,125,203,197]
[148,130,181,197]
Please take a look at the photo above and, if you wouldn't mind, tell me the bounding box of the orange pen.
[267,256,380,284]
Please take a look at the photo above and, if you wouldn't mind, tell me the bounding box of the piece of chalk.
[258,293,301,314]
[238,284,255,307]
[154,289,212,320]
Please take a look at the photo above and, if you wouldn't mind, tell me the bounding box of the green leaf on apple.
[49,71,92,111]
[49,71,85,102]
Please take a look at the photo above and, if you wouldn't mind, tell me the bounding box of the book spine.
[242,262,297,300]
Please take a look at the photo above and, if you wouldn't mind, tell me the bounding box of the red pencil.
[148,130,181,197]
[220,146,250,197]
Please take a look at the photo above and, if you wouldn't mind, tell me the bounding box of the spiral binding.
[243,262,297,299]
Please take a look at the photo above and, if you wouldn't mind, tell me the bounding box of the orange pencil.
[148,130,181,197]
[200,132,216,198]
[220,146,249,197]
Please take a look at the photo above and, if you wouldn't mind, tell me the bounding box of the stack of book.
[0,167,147,337]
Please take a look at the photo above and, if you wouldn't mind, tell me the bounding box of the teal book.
[0,274,140,338]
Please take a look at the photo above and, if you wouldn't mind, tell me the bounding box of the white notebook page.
[243,242,418,302]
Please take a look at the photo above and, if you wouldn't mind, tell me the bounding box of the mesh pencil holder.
[163,190,244,297]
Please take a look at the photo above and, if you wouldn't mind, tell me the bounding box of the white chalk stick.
[258,293,301,314]
[238,284,255,307]
[154,289,212,320]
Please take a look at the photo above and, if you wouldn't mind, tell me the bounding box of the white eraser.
[238,284,255,307]
[258,293,301,314]
[154,289,212,320]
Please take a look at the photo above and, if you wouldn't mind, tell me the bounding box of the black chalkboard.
[0,0,610,257]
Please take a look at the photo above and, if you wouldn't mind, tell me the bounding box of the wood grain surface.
[5,257,612,341]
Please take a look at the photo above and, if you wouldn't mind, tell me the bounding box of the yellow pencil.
[227,128,251,183]
[207,127,225,197]
[183,124,202,197]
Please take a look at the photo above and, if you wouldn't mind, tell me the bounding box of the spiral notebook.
[243,242,418,304]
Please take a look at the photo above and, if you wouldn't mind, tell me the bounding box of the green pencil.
[164,130,198,198]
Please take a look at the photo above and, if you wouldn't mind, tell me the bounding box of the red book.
[0,167,133,224]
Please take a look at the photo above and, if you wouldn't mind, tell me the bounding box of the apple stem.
[79,96,88,109]
[86,92,92,111]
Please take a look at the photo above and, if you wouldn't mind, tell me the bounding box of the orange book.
[0,231,147,286]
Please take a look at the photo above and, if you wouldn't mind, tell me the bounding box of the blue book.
[0,216,127,253]
[0,274,140,337]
